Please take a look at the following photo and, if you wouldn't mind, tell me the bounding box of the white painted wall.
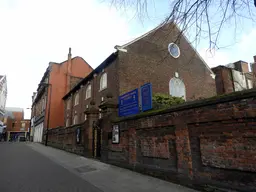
[33,122,44,142]
[0,76,7,114]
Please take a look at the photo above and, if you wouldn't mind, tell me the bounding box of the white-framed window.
[84,114,87,121]
[168,43,180,58]
[73,115,78,125]
[74,93,79,106]
[85,84,91,99]
[66,118,70,127]
[21,122,26,128]
[67,99,71,110]
[41,98,45,111]
[99,109,102,119]
[100,72,107,90]
[169,77,186,100]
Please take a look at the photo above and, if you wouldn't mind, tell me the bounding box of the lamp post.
[40,82,52,146]
[26,107,32,141]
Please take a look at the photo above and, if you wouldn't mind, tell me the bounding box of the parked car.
[19,136,26,142]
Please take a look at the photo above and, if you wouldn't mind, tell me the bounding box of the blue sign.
[140,83,153,111]
[118,89,139,117]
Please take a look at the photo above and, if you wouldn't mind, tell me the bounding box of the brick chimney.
[66,48,72,93]
[233,60,249,73]
[251,55,256,74]
[212,66,234,95]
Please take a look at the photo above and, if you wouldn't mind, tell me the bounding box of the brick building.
[62,22,216,128]
[31,48,93,143]
[212,56,256,95]
[0,107,30,141]
[0,75,7,117]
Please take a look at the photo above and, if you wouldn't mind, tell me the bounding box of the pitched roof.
[63,52,118,100]
[36,56,93,92]
[115,22,215,78]
[5,107,24,113]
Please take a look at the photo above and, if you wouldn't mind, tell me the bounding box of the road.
[0,142,102,192]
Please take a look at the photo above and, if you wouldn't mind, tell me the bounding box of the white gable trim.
[116,24,164,49]
[114,22,215,79]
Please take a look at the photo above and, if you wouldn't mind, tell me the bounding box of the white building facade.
[0,75,7,117]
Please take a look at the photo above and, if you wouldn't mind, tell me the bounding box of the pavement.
[0,142,197,192]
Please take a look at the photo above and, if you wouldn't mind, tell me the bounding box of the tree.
[108,0,256,50]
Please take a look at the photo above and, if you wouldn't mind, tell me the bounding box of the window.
[21,123,26,128]
[66,118,70,127]
[99,109,102,119]
[73,115,78,125]
[168,43,180,58]
[42,98,45,111]
[85,84,91,99]
[74,93,79,106]
[84,114,87,121]
[100,73,107,90]
[169,77,186,100]
[67,99,71,110]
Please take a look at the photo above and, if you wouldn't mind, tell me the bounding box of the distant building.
[0,107,30,141]
[0,75,7,117]
[62,22,216,128]
[31,48,93,143]
[212,56,256,95]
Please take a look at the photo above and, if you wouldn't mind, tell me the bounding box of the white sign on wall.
[112,125,120,144]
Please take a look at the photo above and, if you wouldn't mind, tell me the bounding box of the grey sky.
[0,0,255,119]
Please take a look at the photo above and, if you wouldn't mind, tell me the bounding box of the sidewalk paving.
[28,143,197,192]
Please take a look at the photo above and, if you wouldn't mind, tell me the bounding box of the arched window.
[85,84,91,99]
[41,98,45,111]
[100,73,107,90]
[74,93,79,106]
[169,77,186,100]
[73,115,78,125]
[67,99,71,110]
[66,118,70,127]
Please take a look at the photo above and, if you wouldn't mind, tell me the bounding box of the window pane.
[100,73,107,90]
[75,93,79,105]
[86,85,91,99]
[169,78,186,100]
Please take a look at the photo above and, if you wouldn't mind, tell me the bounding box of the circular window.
[168,43,180,58]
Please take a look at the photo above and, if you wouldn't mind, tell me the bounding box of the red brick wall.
[12,111,24,121]
[212,66,234,95]
[47,123,85,155]
[118,23,216,100]
[47,57,93,129]
[103,89,256,191]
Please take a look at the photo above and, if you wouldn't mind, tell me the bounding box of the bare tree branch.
[107,0,256,50]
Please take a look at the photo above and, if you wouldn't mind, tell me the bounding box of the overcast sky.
[0,0,255,119]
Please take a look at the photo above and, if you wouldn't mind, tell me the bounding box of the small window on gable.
[100,72,107,90]
[74,93,79,106]
[169,77,186,100]
[73,115,78,125]
[85,84,91,99]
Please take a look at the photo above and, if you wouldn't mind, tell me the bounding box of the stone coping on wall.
[113,88,256,122]
[48,123,85,132]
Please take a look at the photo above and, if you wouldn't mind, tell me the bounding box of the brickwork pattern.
[102,90,256,191]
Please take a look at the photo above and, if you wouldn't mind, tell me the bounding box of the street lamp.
[40,82,52,146]
[26,107,32,141]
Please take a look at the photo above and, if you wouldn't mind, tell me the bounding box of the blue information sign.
[118,89,139,117]
[140,83,153,112]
